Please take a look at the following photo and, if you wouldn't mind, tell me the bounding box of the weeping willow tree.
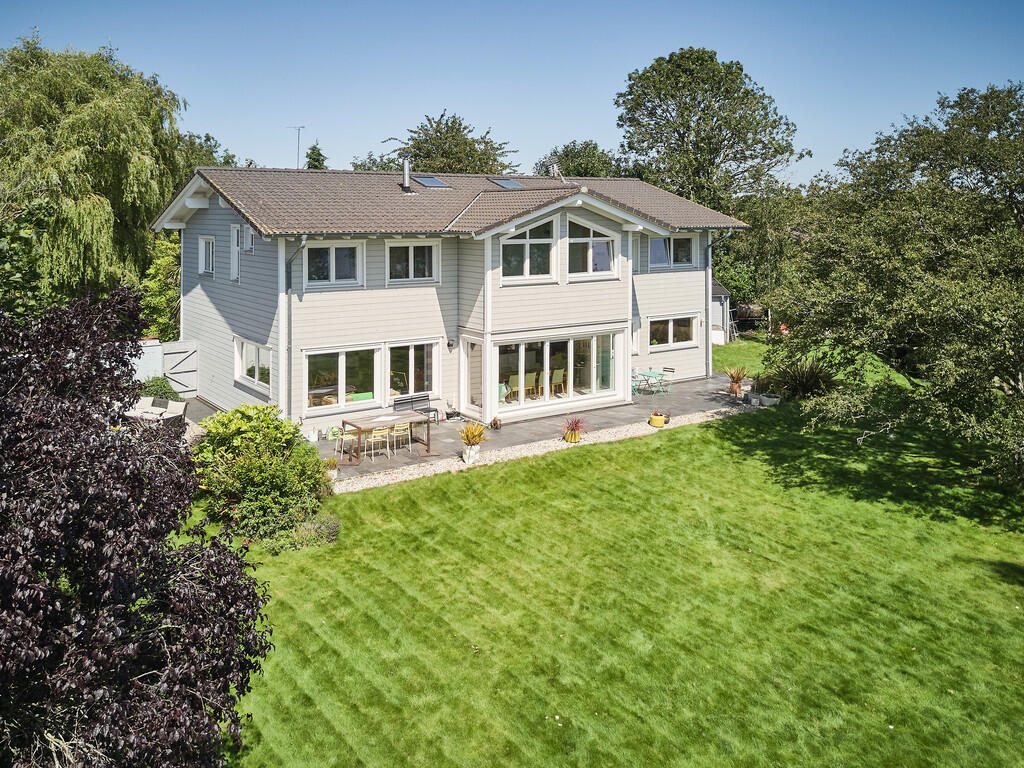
[0,34,184,297]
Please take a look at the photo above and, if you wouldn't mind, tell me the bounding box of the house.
[710,277,732,345]
[152,163,747,429]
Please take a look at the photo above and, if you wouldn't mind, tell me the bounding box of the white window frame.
[385,239,442,286]
[230,224,240,281]
[499,216,557,284]
[198,236,215,276]
[303,240,366,289]
[647,312,701,352]
[567,216,618,280]
[303,344,383,415]
[234,337,271,392]
[386,339,440,403]
[245,225,255,252]
[649,234,698,271]
[495,330,619,411]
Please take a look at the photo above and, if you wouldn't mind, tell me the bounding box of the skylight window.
[490,178,523,189]
[412,175,449,188]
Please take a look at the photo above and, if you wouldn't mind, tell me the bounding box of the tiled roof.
[711,277,731,297]
[178,167,747,237]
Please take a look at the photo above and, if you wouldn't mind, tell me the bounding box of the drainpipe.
[705,228,733,378]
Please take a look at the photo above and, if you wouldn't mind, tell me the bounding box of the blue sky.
[3,0,1022,183]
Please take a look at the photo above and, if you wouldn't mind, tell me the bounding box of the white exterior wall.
[180,200,279,411]
[284,235,461,432]
[630,231,711,379]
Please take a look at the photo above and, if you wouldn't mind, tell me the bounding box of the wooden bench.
[393,392,440,423]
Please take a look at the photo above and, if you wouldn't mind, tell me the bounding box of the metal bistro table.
[340,411,435,464]
[638,370,668,394]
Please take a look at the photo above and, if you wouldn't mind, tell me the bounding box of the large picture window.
[497,333,617,409]
[649,315,698,350]
[236,339,271,390]
[305,242,363,286]
[501,218,554,279]
[388,343,435,398]
[387,240,439,283]
[568,218,616,276]
[306,347,379,410]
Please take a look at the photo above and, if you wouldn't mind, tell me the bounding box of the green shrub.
[139,376,181,401]
[194,405,330,539]
[264,512,341,556]
[766,357,839,400]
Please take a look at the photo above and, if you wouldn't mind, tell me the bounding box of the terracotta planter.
[649,414,665,428]
[564,430,580,443]
[729,380,743,397]
[462,444,481,464]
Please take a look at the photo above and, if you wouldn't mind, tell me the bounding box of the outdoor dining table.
[340,411,435,464]
[637,370,669,393]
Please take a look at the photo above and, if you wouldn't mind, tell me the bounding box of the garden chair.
[550,369,566,396]
[390,422,413,454]
[327,425,357,457]
[364,427,391,462]
[508,374,520,402]
[523,371,538,399]
[659,367,675,393]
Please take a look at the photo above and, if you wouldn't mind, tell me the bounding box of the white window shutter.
[230,224,240,280]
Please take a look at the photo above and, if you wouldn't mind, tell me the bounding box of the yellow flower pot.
[649,414,665,428]
[564,430,580,443]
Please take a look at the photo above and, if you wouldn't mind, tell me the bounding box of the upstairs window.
[387,240,439,283]
[649,238,670,269]
[568,218,616,276]
[199,236,215,275]
[649,236,696,270]
[501,218,554,280]
[305,242,364,286]
[672,236,695,267]
[245,226,255,252]
[230,224,240,281]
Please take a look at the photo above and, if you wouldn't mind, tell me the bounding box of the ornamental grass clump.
[458,421,488,446]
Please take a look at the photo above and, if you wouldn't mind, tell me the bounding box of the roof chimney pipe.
[401,155,411,193]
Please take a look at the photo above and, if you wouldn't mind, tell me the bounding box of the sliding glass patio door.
[495,333,617,412]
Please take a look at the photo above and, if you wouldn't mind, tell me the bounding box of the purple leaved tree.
[0,289,272,767]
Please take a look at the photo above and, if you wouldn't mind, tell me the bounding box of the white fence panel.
[162,340,198,398]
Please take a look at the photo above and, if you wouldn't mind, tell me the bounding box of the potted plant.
[458,422,487,464]
[747,374,763,406]
[725,366,748,398]
[754,373,781,406]
[563,415,585,443]
[649,409,666,428]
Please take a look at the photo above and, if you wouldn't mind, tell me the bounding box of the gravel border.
[333,402,753,494]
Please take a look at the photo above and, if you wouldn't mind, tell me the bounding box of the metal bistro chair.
[631,367,650,396]
[390,421,413,455]
[364,426,391,462]
[660,367,675,394]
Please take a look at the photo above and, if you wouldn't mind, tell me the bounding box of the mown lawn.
[231,404,1024,767]
[713,331,767,375]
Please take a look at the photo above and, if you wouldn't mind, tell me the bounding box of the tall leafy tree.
[304,141,328,169]
[351,110,517,174]
[770,84,1024,482]
[140,234,181,340]
[177,131,238,183]
[615,47,808,211]
[0,289,272,766]
[0,35,183,296]
[533,140,619,177]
